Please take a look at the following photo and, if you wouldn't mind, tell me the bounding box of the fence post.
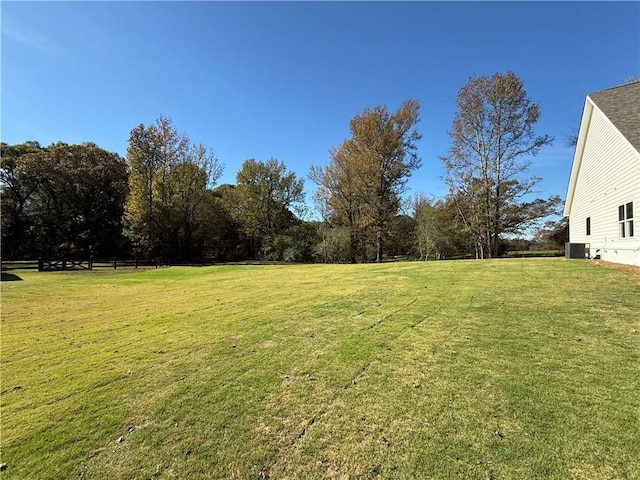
[113,257,117,270]
[62,259,67,271]
[89,257,93,270]
[38,258,44,271]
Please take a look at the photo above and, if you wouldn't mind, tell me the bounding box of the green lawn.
[1,259,639,479]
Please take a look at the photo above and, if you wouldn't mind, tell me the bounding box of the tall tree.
[310,99,422,262]
[125,116,183,256]
[1,141,128,258]
[124,116,222,259]
[310,143,368,263]
[0,142,45,257]
[48,142,129,256]
[231,158,305,259]
[350,99,422,262]
[441,71,555,258]
[166,143,223,258]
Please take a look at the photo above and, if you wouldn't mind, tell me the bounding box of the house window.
[618,202,634,238]
[586,217,591,236]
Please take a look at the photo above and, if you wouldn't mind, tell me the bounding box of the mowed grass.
[1,259,639,479]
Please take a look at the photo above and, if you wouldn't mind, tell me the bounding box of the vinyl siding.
[568,105,640,266]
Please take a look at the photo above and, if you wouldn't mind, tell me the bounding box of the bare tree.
[440,71,555,258]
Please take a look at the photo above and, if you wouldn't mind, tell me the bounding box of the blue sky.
[2,1,639,219]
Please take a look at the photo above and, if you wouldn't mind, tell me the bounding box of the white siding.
[568,104,640,266]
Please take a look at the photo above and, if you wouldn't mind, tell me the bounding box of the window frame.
[618,202,634,238]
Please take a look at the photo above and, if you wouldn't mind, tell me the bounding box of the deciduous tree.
[0,141,128,258]
[0,142,45,257]
[310,99,422,262]
[124,116,222,259]
[231,158,305,259]
[349,99,422,262]
[48,142,129,256]
[441,71,555,258]
[413,194,466,260]
[310,143,368,263]
[531,218,569,251]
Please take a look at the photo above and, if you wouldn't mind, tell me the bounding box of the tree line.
[1,71,566,263]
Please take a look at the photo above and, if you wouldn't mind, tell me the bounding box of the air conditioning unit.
[565,242,587,259]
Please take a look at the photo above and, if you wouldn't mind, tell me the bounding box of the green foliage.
[1,141,45,257]
[314,226,353,263]
[1,81,564,265]
[531,218,569,250]
[2,260,639,478]
[506,249,563,257]
[385,214,416,258]
[310,99,422,263]
[124,116,223,259]
[412,195,469,260]
[1,141,129,258]
[200,185,245,260]
[230,158,305,259]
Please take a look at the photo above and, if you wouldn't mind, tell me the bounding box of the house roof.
[588,81,640,151]
[563,81,640,217]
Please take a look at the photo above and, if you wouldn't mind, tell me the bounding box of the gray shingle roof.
[588,81,640,152]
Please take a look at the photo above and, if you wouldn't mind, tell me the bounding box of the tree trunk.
[349,229,358,264]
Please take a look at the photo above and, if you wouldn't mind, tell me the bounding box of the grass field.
[1,259,639,479]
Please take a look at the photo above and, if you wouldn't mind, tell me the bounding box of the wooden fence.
[38,259,93,271]
[0,257,168,272]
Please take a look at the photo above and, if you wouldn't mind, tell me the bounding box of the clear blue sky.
[2,1,639,218]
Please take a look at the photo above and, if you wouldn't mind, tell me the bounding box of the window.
[586,217,591,236]
[619,202,634,238]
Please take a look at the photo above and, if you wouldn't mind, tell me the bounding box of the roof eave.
[563,97,594,218]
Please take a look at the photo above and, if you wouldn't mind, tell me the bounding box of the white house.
[563,81,640,266]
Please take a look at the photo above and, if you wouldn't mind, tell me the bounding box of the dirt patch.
[590,260,640,277]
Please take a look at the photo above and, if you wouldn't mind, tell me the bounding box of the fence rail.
[0,259,40,270]
[1,258,167,272]
[39,259,92,271]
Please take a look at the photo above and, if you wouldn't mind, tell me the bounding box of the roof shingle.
[588,82,640,152]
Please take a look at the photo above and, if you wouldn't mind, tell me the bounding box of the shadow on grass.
[1,272,23,282]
